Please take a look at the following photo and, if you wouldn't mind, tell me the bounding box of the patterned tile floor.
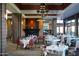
[6,40,42,56]
[6,40,74,56]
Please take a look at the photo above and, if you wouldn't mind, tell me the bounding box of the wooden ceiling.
[7,3,71,17]
[24,14,57,16]
[15,3,70,10]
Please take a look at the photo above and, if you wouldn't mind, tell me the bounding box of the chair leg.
[16,45,18,49]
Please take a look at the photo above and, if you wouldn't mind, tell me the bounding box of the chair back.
[71,39,76,47]
[65,49,68,56]
[32,37,37,43]
[29,39,34,46]
[16,38,20,45]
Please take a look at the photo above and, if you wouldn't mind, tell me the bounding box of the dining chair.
[40,45,46,56]
[65,49,69,56]
[38,35,45,44]
[71,39,76,47]
[74,48,79,56]
[28,39,35,49]
[16,37,23,49]
[16,38,20,48]
[33,37,37,47]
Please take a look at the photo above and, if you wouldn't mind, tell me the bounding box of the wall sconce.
[5,13,7,20]
[11,21,12,25]
[37,19,44,29]
[29,20,35,29]
[21,20,24,25]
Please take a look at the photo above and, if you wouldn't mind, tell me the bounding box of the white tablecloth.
[52,39,60,45]
[45,44,68,56]
[20,37,31,48]
[67,37,79,46]
[75,39,79,50]
[20,35,37,48]
[45,35,60,45]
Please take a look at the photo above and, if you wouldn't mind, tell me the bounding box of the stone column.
[63,20,66,34]
[52,18,57,35]
[52,20,54,34]
[21,18,26,37]
[12,13,21,43]
[0,4,1,55]
[75,16,78,36]
[54,20,57,35]
[49,20,52,34]
[0,3,7,55]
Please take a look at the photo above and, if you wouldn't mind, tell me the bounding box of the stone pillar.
[0,4,2,55]
[12,13,21,43]
[0,3,7,55]
[49,20,52,34]
[63,20,66,34]
[7,19,12,39]
[52,19,57,35]
[52,20,54,34]
[75,17,78,36]
[54,20,57,35]
[21,18,26,37]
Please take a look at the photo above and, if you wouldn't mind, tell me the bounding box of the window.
[67,21,71,23]
[56,20,63,34]
[78,19,79,36]
[72,20,75,22]
[43,23,49,30]
[57,20,63,23]
[57,27,59,33]
[71,26,75,32]
[56,26,63,33]
[66,19,75,35]
[60,26,63,33]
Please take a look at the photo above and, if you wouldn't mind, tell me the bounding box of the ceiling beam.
[15,3,70,10]
[8,14,58,16]
[25,14,58,16]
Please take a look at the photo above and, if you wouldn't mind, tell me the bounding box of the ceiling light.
[37,3,49,19]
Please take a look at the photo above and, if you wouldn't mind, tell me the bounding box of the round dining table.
[45,35,60,45]
[20,37,31,48]
[44,44,68,56]
[20,35,37,48]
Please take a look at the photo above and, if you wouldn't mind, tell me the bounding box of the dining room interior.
[0,3,79,56]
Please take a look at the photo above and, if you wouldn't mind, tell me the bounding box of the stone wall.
[0,3,7,55]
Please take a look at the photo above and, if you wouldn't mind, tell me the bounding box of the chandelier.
[37,3,49,18]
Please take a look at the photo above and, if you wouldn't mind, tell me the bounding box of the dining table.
[75,38,79,50]
[20,35,37,48]
[45,35,60,45]
[67,37,79,46]
[20,37,31,48]
[44,44,69,56]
